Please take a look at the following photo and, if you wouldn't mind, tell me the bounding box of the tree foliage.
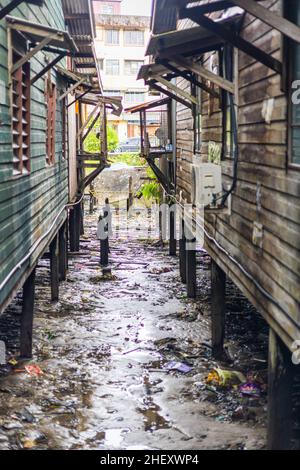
[84,120,119,153]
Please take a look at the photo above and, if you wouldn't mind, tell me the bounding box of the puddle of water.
[138,402,171,432]
[104,428,129,448]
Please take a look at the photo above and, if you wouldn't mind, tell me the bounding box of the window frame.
[124,30,145,46]
[124,60,144,76]
[45,78,57,166]
[105,29,119,45]
[285,0,300,169]
[191,76,202,156]
[105,59,120,76]
[221,45,235,161]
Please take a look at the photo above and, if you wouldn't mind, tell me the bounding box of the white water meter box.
[192,162,222,207]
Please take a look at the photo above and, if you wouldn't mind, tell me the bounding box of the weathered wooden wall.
[175,0,300,350]
[0,0,69,311]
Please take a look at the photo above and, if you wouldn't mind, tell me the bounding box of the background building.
[94,0,159,144]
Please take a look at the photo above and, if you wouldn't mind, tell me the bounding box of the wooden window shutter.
[11,52,31,175]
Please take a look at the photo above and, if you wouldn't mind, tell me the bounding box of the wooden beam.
[20,268,36,358]
[67,86,93,108]
[147,80,193,110]
[231,0,300,44]
[161,60,220,99]
[173,55,235,94]
[0,0,43,20]
[59,77,86,101]
[82,111,101,143]
[183,8,282,74]
[12,34,55,73]
[76,102,101,140]
[211,259,226,359]
[151,74,198,105]
[31,53,66,85]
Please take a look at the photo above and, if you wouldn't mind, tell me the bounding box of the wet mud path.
[0,209,267,450]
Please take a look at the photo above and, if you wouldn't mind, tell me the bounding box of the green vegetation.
[84,121,119,153]
[137,167,162,202]
[108,152,145,167]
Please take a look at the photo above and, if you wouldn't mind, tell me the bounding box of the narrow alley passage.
[0,205,267,450]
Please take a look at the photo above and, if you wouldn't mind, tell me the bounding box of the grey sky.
[121,0,152,17]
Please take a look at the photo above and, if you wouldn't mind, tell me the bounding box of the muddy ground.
[0,203,268,450]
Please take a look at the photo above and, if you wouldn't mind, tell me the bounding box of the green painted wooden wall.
[0,0,69,309]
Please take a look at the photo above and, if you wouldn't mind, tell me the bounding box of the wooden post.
[267,329,295,450]
[89,183,94,214]
[20,268,36,358]
[59,222,67,282]
[186,235,197,298]
[169,207,177,256]
[211,259,226,359]
[179,218,187,283]
[69,207,76,252]
[50,235,59,302]
[80,201,84,236]
[127,176,133,212]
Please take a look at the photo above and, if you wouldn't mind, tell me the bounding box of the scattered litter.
[122,347,141,356]
[45,330,58,341]
[239,383,261,398]
[149,267,172,275]
[206,368,246,388]
[23,439,36,449]
[8,358,18,366]
[25,365,44,377]
[165,361,192,374]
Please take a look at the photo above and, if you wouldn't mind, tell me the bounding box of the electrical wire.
[162,187,292,322]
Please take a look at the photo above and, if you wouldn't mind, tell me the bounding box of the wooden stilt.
[179,219,187,284]
[50,235,59,302]
[69,207,76,252]
[211,259,226,359]
[267,329,294,450]
[169,208,177,256]
[59,222,67,282]
[100,238,109,267]
[20,268,36,358]
[80,201,84,236]
[186,238,197,298]
[127,176,133,212]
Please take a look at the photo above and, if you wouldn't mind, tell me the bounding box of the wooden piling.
[169,208,177,256]
[267,329,295,450]
[179,219,187,284]
[59,222,67,282]
[211,259,226,359]
[50,235,59,302]
[20,268,36,358]
[69,207,76,253]
[127,176,133,212]
[186,239,197,298]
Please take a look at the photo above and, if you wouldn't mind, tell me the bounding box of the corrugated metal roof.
[61,0,102,91]
[151,0,178,34]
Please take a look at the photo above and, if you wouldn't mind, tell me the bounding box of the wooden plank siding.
[175,0,300,350]
[0,0,69,312]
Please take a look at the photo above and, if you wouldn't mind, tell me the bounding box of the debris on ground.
[165,361,192,374]
[0,204,268,450]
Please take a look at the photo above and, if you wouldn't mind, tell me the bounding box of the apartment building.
[94,5,157,143]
